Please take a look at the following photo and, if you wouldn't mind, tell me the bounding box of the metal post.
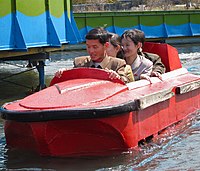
[36,60,46,91]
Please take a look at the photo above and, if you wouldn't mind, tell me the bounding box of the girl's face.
[106,42,120,58]
[121,37,140,60]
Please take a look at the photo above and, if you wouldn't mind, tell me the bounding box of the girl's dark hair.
[108,33,124,59]
[121,29,145,46]
[109,33,121,47]
[85,27,110,45]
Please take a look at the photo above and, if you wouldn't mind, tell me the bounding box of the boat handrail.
[127,68,188,90]
[50,68,125,86]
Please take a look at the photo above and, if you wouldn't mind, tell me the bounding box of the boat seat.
[143,42,182,72]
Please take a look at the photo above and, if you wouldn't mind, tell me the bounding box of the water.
[0,43,200,171]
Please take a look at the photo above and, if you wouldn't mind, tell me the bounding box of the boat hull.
[3,85,200,157]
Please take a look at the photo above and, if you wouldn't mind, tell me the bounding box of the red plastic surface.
[143,42,182,72]
[19,78,127,110]
[50,68,125,86]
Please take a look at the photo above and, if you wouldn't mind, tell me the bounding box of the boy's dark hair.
[85,27,110,45]
[121,29,145,46]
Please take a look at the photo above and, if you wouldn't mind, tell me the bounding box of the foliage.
[72,0,200,11]
[72,0,116,4]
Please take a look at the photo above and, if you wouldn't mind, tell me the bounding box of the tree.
[72,0,115,4]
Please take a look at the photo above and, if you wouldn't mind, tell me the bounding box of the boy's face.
[86,39,107,62]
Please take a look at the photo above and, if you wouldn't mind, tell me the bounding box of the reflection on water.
[180,52,200,75]
[0,68,38,106]
[3,150,139,171]
[0,44,200,170]
[176,43,200,76]
[134,111,200,171]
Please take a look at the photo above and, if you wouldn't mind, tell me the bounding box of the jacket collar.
[88,55,111,69]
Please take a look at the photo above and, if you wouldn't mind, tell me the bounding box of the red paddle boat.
[1,42,200,157]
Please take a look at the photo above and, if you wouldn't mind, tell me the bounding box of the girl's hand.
[151,71,163,81]
[140,74,152,84]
